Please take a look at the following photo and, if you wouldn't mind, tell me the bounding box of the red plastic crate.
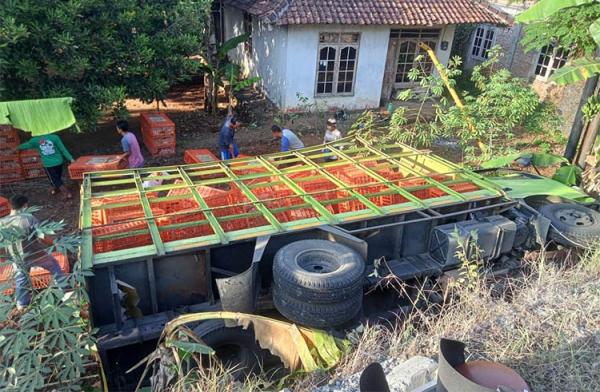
[146,144,176,157]
[93,220,152,253]
[0,169,23,184]
[19,149,43,168]
[0,196,10,217]
[140,112,176,138]
[0,155,21,171]
[23,167,46,179]
[184,149,219,164]
[68,155,128,180]
[0,127,20,148]
[0,252,70,295]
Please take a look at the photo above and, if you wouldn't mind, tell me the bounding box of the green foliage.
[517,0,597,24]
[0,215,94,390]
[582,95,600,121]
[553,164,583,186]
[551,58,600,84]
[482,152,567,169]
[0,0,212,129]
[451,229,483,291]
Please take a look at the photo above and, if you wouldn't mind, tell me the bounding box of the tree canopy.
[0,0,212,129]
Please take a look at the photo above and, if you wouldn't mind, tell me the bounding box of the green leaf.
[590,17,600,45]
[552,165,583,186]
[550,58,600,85]
[481,153,528,168]
[516,0,595,23]
[530,153,568,167]
[165,339,215,355]
[217,34,249,60]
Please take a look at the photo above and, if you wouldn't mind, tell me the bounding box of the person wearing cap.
[271,125,304,152]
[218,116,240,160]
[323,118,342,161]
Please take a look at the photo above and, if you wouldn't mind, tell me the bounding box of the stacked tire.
[272,240,365,329]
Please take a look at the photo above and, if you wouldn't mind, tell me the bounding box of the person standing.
[271,125,304,152]
[218,116,240,160]
[323,118,342,161]
[0,195,65,310]
[116,120,144,169]
[18,133,74,199]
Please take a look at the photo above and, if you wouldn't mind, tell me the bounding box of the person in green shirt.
[18,134,75,199]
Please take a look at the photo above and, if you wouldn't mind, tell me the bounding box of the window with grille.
[316,32,360,96]
[535,45,569,80]
[471,26,495,59]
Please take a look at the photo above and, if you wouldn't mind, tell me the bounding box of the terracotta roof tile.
[224,0,510,26]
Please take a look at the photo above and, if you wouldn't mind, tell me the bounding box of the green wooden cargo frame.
[79,137,503,268]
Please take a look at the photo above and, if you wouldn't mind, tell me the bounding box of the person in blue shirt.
[218,116,240,160]
[271,125,304,152]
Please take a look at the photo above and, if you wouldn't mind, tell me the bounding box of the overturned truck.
[79,137,599,389]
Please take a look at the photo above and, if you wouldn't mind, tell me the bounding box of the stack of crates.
[19,149,45,179]
[141,112,176,157]
[0,125,23,185]
[0,196,10,217]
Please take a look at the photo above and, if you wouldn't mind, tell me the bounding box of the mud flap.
[216,236,269,326]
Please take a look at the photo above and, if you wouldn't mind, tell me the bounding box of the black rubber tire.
[272,239,365,304]
[273,289,362,328]
[192,320,280,379]
[538,203,600,247]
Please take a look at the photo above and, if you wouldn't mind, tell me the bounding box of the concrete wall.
[283,24,391,110]
[436,25,457,70]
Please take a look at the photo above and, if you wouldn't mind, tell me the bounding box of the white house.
[217,0,508,110]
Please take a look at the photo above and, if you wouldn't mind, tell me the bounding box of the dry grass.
[164,247,600,392]
[289,247,600,392]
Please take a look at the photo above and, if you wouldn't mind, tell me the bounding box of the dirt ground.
[0,84,349,232]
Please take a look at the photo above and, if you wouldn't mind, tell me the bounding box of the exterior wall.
[436,25,457,70]
[283,24,391,110]
[222,6,289,106]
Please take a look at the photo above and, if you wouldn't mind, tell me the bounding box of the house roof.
[223,0,510,26]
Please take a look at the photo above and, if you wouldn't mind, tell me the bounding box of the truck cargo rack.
[79,137,503,268]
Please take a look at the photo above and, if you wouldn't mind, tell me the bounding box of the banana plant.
[200,34,260,114]
[516,0,600,85]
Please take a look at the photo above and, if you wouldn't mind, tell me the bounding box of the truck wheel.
[538,203,600,247]
[273,290,362,328]
[272,239,365,304]
[193,320,280,379]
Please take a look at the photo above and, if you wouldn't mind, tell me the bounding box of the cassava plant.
[0,210,95,391]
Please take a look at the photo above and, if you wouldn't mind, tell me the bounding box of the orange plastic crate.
[143,133,176,149]
[140,112,176,138]
[19,149,43,168]
[184,149,219,164]
[0,127,20,148]
[0,155,21,171]
[93,220,152,253]
[0,252,70,295]
[68,155,128,180]
[0,196,10,217]
[146,144,176,157]
[23,167,46,179]
[0,169,23,184]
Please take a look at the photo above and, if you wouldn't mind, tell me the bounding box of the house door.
[381,29,441,102]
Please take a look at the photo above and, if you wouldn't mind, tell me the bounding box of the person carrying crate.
[271,125,304,152]
[218,116,241,160]
[116,120,144,169]
[17,134,74,200]
[0,195,65,310]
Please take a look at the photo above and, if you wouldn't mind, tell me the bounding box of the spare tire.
[272,239,365,304]
[538,203,600,247]
[192,320,282,379]
[274,290,362,328]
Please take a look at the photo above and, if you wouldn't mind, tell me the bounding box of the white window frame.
[470,25,496,60]
[534,45,569,81]
[314,32,360,97]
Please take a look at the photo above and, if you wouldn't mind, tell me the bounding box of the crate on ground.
[0,154,21,171]
[184,149,219,164]
[0,252,70,295]
[0,168,23,184]
[0,196,10,217]
[68,155,128,180]
[143,134,176,150]
[145,144,176,157]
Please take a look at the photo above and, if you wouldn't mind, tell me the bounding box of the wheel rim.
[297,250,341,274]
[555,208,594,227]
